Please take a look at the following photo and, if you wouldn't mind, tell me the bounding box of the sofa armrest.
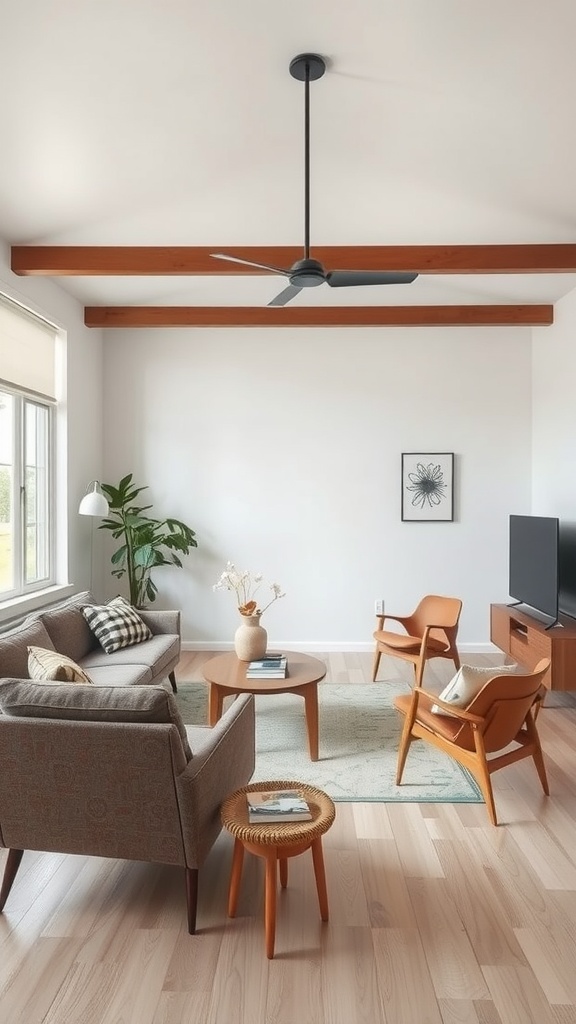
[137,608,181,636]
[174,694,255,867]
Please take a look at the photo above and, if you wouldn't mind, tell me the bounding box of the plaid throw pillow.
[82,596,152,654]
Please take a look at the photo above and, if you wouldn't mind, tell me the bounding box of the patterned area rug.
[175,681,483,804]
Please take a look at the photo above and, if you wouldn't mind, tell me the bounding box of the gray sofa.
[0,590,181,692]
[0,679,255,932]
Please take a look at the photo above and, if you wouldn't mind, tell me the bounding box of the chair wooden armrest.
[411,685,484,724]
[375,613,410,629]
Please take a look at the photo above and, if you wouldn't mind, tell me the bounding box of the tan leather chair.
[372,595,462,687]
[393,658,550,825]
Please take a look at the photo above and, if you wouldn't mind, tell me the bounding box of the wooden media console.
[490,603,576,691]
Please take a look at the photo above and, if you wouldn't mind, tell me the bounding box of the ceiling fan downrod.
[289,53,326,267]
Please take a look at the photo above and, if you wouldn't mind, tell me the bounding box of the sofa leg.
[169,670,177,694]
[185,867,198,934]
[0,849,24,912]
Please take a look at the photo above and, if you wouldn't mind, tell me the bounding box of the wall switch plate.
[375,599,385,615]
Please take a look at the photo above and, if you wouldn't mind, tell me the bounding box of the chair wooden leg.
[168,670,177,694]
[395,713,415,784]
[372,647,382,682]
[0,849,24,912]
[525,714,550,795]
[472,732,498,825]
[185,867,198,934]
[531,745,550,796]
[279,857,288,889]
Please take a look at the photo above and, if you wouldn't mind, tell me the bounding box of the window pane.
[24,400,49,585]
[0,392,14,594]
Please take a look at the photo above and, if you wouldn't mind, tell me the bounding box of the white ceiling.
[2,0,576,309]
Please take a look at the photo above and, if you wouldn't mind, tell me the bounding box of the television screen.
[509,514,559,620]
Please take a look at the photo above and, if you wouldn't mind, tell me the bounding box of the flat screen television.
[509,514,559,623]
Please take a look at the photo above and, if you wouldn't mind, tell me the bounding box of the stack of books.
[246,653,287,679]
[246,789,312,823]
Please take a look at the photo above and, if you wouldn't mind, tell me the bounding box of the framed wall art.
[401,452,454,522]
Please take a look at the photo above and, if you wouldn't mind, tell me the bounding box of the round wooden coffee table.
[202,651,326,760]
[221,779,336,959]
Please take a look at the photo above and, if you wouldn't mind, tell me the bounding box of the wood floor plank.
[406,877,490,1000]
[326,847,371,927]
[358,838,418,929]
[433,837,529,967]
[372,926,444,1023]
[352,802,394,840]
[482,964,571,1024]
[513,927,573,1005]
[151,991,212,1024]
[1,936,83,1024]
[505,822,576,890]
[388,804,446,878]
[319,925,387,1024]
[437,998,493,1023]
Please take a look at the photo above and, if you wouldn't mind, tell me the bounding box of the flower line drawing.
[213,561,285,617]
[406,461,447,509]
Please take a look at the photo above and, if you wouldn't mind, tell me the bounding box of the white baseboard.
[181,640,501,655]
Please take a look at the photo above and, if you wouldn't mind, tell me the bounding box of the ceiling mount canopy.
[210,53,418,307]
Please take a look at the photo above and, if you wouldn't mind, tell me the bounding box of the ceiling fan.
[211,53,418,307]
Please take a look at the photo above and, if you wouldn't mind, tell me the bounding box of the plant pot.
[234,614,267,661]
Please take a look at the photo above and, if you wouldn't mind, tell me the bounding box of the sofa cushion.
[0,679,193,760]
[82,596,153,654]
[28,645,93,684]
[38,590,98,663]
[82,664,154,686]
[81,633,179,674]
[0,619,56,679]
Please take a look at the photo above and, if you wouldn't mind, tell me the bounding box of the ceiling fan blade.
[326,271,419,288]
[268,284,304,307]
[211,253,290,275]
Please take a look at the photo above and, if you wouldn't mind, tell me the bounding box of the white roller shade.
[0,293,57,399]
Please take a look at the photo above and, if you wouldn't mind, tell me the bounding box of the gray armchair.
[0,680,255,932]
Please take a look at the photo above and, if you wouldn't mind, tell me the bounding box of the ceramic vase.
[234,613,267,661]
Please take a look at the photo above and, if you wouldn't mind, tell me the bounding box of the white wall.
[0,242,105,617]
[533,288,576,516]
[103,325,533,649]
[533,289,576,619]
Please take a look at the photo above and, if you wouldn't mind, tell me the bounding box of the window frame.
[0,381,56,602]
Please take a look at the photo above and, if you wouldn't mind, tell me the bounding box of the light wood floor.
[2,651,576,1024]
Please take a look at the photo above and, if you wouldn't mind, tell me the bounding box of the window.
[0,295,57,601]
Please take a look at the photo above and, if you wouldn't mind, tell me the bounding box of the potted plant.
[99,473,197,606]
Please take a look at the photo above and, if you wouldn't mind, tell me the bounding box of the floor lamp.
[79,481,109,595]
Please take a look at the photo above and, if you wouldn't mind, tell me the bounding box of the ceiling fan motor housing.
[289,258,326,287]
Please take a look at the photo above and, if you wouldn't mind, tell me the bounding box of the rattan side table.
[220,779,336,959]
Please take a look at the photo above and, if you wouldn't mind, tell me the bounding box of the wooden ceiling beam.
[84,305,553,328]
[12,244,576,276]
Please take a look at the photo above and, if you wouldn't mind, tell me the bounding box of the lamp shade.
[79,481,109,517]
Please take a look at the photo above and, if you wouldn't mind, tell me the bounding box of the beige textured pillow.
[27,645,93,684]
[431,663,518,714]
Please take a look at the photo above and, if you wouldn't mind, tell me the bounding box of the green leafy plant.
[99,473,197,606]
